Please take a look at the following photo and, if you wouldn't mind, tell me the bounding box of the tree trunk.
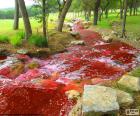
[93,0,101,25]
[120,0,123,19]
[122,0,128,38]
[18,0,32,39]
[105,9,108,18]
[42,0,47,38]
[57,0,72,32]
[13,0,19,30]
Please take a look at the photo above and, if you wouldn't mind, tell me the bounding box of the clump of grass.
[0,35,9,43]
[17,31,25,39]
[28,34,48,47]
[10,35,23,47]
[9,31,25,47]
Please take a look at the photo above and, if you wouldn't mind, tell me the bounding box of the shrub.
[0,35,9,43]
[28,35,48,47]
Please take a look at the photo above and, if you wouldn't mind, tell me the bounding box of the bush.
[28,35,48,47]
[0,35,9,43]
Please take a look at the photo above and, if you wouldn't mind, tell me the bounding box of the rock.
[65,90,80,100]
[116,89,134,106]
[17,49,28,55]
[70,32,81,40]
[111,31,118,36]
[27,61,40,69]
[48,31,75,53]
[0,57,19,70]
[29,48,51,58]
[82,85,119,116]
[71,40,85,45]
[10,63,25,78]
[0,48,10,56]
[118,75,140,91]
[102,35,113,43]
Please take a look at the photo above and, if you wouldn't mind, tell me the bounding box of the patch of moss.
[128,67,140,77]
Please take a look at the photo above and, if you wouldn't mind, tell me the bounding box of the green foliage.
[28,34,48,47]
[17,31,25,39]
[0,35,9,43]
[10,35,22,47]
[9,31,24,47]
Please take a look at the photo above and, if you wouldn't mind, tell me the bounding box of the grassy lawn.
[0,12,140,38]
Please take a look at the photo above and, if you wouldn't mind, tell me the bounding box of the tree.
[13,0,19,30]
[18,0,32,39]
[122,0,128,38]
[57,0,73,32]
[93,0,101,25]
[42,0,47,38]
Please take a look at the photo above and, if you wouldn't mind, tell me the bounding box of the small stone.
[82,85,119,115]
[17,49,28,55]
[118,75,140,91]
[71,40,85,45]
[65,90,80,100]
[116,89,134,106]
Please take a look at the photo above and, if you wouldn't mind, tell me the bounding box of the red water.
[0,21,140,115]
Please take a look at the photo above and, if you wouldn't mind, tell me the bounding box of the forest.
[0,0,140,115]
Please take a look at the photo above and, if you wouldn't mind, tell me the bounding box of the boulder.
[82,85,119,116]
[70,32,81,40]
[118,75,140,91]
[71,40,85,45]
[116,89,134,107]
[48,31,75,53]
[102,35,113,43]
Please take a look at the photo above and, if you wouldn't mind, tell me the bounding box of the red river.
[0,21,140,115]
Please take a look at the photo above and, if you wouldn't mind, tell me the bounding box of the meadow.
[0,12,140,39]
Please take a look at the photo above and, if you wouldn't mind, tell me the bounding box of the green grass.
[28,34,48,47]
[0,12,140,45]
[0,35,9,43]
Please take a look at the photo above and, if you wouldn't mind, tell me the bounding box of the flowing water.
[0,21,140,115]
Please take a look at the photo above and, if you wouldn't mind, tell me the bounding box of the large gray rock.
[82,85,119,116]
[116,89,134,106]
[118,75,140,91]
